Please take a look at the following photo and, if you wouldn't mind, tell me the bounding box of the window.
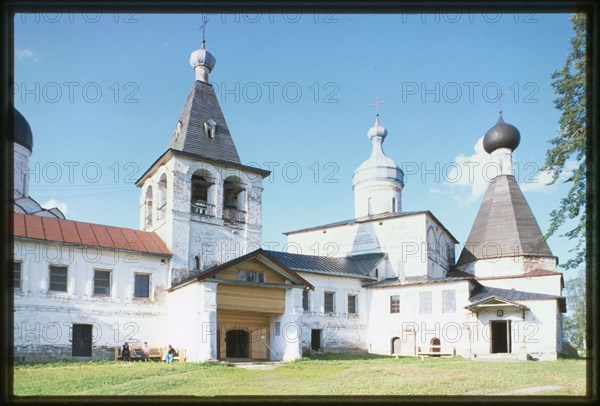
[442,290,456,313]
[49,266,68,292]
[419,291,432,314]
[348,295,357,315]
[224,182,242,209]
[191,174,214,215]
[390,295,400,313]
[324,291,335,313]
[134,274,150,298]
[94,270,111,296]
[274,322,281,336]
[237,270,265,283]
[14,262,22,289]
[144,186,153,228]
[302,290,310,311]
[157,175,167,220]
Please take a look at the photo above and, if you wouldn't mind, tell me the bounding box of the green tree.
[541,13,587,270]
[562,268,586,351]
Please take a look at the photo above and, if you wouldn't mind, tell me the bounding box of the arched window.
[144,186,153,228]
[427,227,438,262]
[157,174,167,221]
[391,337,401,355]
[367,197,373,215]
[191,169,215,216]
[223,176,246,223]
[430,337,441,356]
[392,197,396,213]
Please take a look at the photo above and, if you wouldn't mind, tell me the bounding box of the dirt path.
[230,362,283,371]
[488,385,563,395]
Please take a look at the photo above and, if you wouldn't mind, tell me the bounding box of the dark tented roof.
[263,250,385,279]
[169,80,241,164]
[469,285,566,312]
[457,175,554,265]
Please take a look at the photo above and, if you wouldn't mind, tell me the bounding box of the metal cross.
[370,96,384,115]
[199,15,209,43]
[497,89,509,114]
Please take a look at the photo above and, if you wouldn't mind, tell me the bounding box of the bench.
[416,345,455,360]
[114,346,187,363]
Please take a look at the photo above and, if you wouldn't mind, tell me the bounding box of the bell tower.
[135,37,270,283]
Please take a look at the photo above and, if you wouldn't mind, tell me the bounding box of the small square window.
[134,274,150,298]
[419,291,432,314]
[13,262,22,289]
[49,266,68,292]
[302,290,310,311]
[274,322,281,336]
[324,291,335,313]
[348,295,357,315]
[390,295,400,313]
[94,270,111,296]
[442,290,456,313]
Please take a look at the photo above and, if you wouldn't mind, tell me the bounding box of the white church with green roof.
[11,36,565,363]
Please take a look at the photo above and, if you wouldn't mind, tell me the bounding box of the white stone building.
[11,38,565,363]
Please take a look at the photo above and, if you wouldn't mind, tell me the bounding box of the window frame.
[237,270,265,283]
[390,295,400,314]
[348,294,357,315]
[93,269,112,297]
[133,273,151,299]
[302,289,310,311]
[49,265,68,292]
[419,291,433,315]
[324,291,335,314]
[13,261,22,290]
[442,289,456,314]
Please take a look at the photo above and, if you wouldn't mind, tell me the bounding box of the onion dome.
[367,114,388,140]
[189,40,216,73]
[483,113,521,154]
[13,106,33,152]
[354,114,403,184]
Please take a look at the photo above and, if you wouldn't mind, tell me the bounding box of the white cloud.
[429,187,442,194]
[445,136,495,205]
[42,199,68,216]
[16,48,41,62]
[520,160,579,193]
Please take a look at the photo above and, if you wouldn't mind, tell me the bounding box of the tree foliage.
[541,13,587,270]
[562,269,586,350]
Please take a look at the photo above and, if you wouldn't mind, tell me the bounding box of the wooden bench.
[416,345,455,360]
[114,346,186,363]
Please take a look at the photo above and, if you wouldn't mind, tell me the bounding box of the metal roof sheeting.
[263,250,384,279]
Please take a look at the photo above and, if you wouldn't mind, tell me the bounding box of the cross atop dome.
[190,16,216,82]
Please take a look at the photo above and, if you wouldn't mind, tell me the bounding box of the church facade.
[11,39,565,363]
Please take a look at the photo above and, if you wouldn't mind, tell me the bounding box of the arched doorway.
[226,330,250,358]
[391,337,401,355]
[430,337,441,356]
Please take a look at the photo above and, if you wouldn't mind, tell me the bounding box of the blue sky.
[14,12,581,280]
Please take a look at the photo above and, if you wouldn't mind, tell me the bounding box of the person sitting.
[164,344,177,364]
[122,342,132,362]
[141,342,150,362]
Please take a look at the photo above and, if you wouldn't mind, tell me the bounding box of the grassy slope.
[13,354,587,397]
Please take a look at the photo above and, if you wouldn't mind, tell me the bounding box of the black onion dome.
[13,106,33,152]
[483,114,520,154]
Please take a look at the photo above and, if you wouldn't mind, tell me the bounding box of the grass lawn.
[13,354,587,397]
